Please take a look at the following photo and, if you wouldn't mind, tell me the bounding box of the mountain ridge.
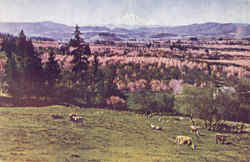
[0,21,250,41]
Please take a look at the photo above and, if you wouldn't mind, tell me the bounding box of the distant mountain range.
[0,21,250,41]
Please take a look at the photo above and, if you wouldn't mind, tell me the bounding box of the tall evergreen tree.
[3,30,44,99]
[69,25,91,79]
[86,53,106,106]
[2,36,19,97]
[44,50,61,96]
[71,25,82,45]
[16,30,44,97]
[68,25,95,105]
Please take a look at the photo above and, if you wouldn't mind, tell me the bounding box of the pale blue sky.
[0,0,249,26]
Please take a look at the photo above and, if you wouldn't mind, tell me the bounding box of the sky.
[0,0,249,26]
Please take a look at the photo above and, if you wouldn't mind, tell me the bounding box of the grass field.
[0,106,249,162]
[0,51,6,59]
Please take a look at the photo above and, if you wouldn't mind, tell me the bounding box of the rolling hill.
[0,21,250,41]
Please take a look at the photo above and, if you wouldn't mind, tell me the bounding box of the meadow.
[0,105,249,162]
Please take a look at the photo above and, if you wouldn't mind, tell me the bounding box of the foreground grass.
[0,106,249,162]
[0,51,6,59]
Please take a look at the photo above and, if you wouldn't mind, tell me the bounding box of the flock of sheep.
[150,120,199,150]
[176,124,228,150]
[148,115,228,151]
[53,111,229,151]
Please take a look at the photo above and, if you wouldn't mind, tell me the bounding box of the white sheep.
[190,125,201,136]
[151,124,156,129]
[151,124,162,130]
[216,134,227,144]
[175,136,193,145]
[69,113,84,123]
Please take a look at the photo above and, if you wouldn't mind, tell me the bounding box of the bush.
[235,78,250,104]
[175,86,224,130]
[214,90,240,122]
[174,85,249,130]
[126,90,175,113]
[106,96,126,110]
[237,104,250,123]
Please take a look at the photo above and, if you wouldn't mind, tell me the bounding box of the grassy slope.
[0,106,249,162]
[0,51,6,59]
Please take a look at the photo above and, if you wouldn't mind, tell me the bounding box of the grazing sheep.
[244,127,250,133]
[69,113,83,123]
[216,134,227,144]
[190,125,201,136]
[144,112,153,118]
[179,117,184,120]
[176,136,193,145]
[151,124,162,130]
[151,123,156,129]
[155,126,162,130]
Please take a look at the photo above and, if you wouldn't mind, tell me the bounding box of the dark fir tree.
[44,50,61,96]
[68,25,92,105]
[70,25,91,79]
[87,53,106,106]
[2,36,19,97]
[3,30,44,99]
[16,30,44,97]
[70,25,82,46]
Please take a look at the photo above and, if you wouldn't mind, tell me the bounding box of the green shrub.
[237,104,250,123]
[126,90,175,113]
[174,85,250,129]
